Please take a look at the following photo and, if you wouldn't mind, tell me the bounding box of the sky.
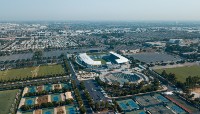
[0,0,200,21]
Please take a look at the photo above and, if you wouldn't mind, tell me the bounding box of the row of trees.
[161,70,177,83]
[160,69,200,108]
[80,81,113,112]
[0,73,66,84]
[161,70,200,90]
[93,101,111,112]
[63,57,70,75]
[71,80,86,114]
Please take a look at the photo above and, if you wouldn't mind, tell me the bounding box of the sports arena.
[99,72,148,86]
[76,51,129,68]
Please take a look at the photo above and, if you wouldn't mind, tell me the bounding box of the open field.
[0,64,65,81]
[0,89,19,114]
[155,65,200,82]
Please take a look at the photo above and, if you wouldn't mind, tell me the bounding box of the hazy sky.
[0,0,200,21]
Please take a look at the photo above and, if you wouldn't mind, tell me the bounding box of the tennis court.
[154,94,169,103]
[126,110,146,114]
[117,99,139,111]
[28,86,36,93]
[168,103,186,114]
[25,98,35,105]
[146,105,173,114]
[51,94,62,102]
[135,95,160,107]
[127,99,139,109]
[66,106,76,114]
[61,83,70,89]
[42,108,54,114]
[44,85,52,91]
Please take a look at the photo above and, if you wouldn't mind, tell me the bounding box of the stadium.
[76,51,129,68]
[99,72,149,86]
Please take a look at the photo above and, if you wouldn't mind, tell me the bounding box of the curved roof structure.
[79,53,101,66]
[109,51,129,64]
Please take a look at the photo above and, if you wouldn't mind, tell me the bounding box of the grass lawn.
[0,89,19,114]
[155,65,200,82]
[87,52,107,56]
[0,64,65,81]
[94,59,107,64]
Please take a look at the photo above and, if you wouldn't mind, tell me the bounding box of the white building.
[78,53,102,66]
[109,51,129,64]
[169,39,183,44]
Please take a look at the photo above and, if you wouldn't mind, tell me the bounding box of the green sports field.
[0,64,65,81]
[0,89,19,114]
[94,59,107,64]
[155,65,200,82]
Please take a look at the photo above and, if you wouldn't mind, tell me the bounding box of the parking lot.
[83,79,108,102]
[129,52,181,63]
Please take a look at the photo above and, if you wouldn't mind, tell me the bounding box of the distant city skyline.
[0,0,200,21]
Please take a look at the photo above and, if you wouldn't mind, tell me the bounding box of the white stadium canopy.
[109,51,129,64]
[79,53,101,66]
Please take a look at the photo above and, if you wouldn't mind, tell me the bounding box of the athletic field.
[0,89,19,114]
[155,65,200,82]
[0,64,65,81]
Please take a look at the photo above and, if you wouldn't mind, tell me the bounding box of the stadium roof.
[79,53,101,66]
[109,51,129,64]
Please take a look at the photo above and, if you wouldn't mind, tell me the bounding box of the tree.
[105,101,109,109]
[32,50,43,60]
[95,102,100,110]
[80,106,86,114]
[161,70,167,78]
[80,81,85,90]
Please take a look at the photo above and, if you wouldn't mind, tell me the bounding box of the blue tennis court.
[43,108,54,114]
[62,84,69,89]
[53,96,59,102]
[117,99,140,111]
[29,86,36,93]
[139,112,146,114]
[45,85,52,91]
[68,107,76,114]
[51,94,61,102]
[127,100,139,109]
[171,105,185,113]
[45,111,52,114]
[157,95,169,103]
[26,99,33,105]
[120,102,128,110]
[126,110,146,114]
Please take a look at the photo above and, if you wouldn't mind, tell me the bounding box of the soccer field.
[0,64,65,81]
[155,65,200,82]
[0,89,19,114]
